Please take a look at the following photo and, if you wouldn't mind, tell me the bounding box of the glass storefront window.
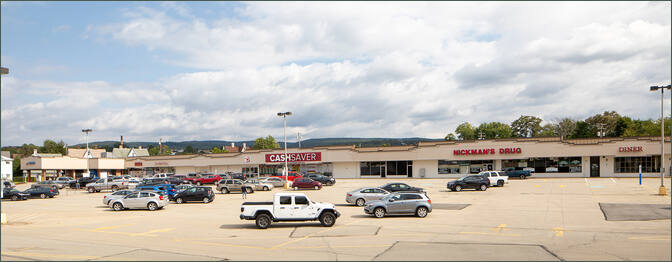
[361,161,412,176]
[614,156,660,173]
[501,157,581,173]
[438,160,493,174]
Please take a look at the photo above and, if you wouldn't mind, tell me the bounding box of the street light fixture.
[649,84,671,196]
[82,129,93,178]
[277,112,292,189]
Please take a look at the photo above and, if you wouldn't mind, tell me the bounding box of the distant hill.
[77,137,446,150]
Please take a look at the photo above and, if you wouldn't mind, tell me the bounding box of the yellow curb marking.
[553,227,564,237]
[628,235,670,241]
[492,224,507,232]
[559,185,566,188]
[459,231,520,237]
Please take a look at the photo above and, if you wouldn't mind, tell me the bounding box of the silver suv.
[364,192,432,218]
[108,191,168,211]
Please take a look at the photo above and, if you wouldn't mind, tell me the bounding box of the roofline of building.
[120,136,670,161]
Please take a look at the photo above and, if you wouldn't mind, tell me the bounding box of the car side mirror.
[388,199,394,202]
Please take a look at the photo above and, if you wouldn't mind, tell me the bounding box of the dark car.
[2,188,29,201]
[138,178,167,187]
[379,183,424,193]
[230,173,246,181]
[163,176,189,185]
[70,176,99,188]
[292,178,322,190]
[447,175,490,191]
[303,174,335,186]
[22,187,58,198]
[172,186,215,204]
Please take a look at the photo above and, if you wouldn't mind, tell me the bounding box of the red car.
[291,177,322,190]
[192,174,223,185]
[270,171,303,182]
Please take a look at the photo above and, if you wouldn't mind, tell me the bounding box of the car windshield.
[456,177,465,181]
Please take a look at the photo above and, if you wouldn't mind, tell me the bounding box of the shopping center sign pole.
[277,112,292,189]
[650,85,670,195]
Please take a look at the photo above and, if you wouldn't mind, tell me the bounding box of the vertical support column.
[41,170,46,181]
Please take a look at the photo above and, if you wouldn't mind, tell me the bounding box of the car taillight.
[427,199,431,204]
[159,195,164,200]
[50,190,53,192]
[347,194,352,197]
[171,189,176,192]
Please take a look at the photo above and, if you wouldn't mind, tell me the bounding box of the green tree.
[17,143,40,157]
[253,135,281,149]
[455,122,477,140]
[210,147,229,154]
[585,111,621,137]
[511,115,543,137]
[570,121,593,138]
[183,145,196,154]
[622,119,664,137]
[475,122,512,139]
[149,145,172,156]
[42,139,67,155]
[444,133,457,141]
[539,123,558,137]
[556,118,577,139]
[13,158,21,178]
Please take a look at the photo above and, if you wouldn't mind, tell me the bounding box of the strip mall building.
[126,136,671,179]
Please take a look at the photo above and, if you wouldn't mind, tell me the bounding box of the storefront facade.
[21,156,125,181]
[125,136,671,179]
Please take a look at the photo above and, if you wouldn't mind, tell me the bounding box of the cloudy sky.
[1,1,670,146]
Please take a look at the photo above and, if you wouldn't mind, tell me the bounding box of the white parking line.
[610,178,616,183]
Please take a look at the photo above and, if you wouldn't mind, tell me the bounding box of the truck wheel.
[176,198,184,204]
[147,202,158,211]
[196,182,202,186]
[40,193,47,199]
[320,212,336,227]
[255,214,272,229]
[416,206,428,218]
[455,185,462,192]
[245,187,253,194]
[356,198,366,207]
[203,197,210,203]
[263,186,269,191]
[222,188,230,194]
[293,186,299,191]
[111,185,119,191]
[11,195,18,201]
[88,187,95,193]
[113,202,123,211]
[374,207,386,218]
[326,181,333,186]
[520,175,526,180]
[480,184,487,191]
[497,180,504,187]
[314,185,319,190]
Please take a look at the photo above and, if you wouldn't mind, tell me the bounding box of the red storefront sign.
[134,162,143,167]
[453,148,521,156]
[619,146,642,152]
[265,152,322,163]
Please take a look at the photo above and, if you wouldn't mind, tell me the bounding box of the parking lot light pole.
[82,129,93,177]
[650,85,671,195]
[277,112,292,189]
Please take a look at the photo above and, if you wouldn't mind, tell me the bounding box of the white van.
[152,173,172,179]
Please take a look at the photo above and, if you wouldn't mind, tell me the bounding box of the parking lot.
[1,177,670,261]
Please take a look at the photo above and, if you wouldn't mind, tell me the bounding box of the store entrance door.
[407,163,413,178]
[590,156,600,177]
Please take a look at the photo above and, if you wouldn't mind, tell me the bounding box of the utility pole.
[478,131,485,140]
[159,138,163,155]
[597,123,606,138]
[277,112,292,189]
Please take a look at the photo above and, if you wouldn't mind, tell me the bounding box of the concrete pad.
[290,225,380,238]
[599,203,671,221]
[373,242,561,261]
[432,203,470,210]
[91,248,227,261]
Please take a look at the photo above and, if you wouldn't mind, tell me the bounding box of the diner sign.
[619,146,642,152]
[265,152,322,163]
[454,148,522,156]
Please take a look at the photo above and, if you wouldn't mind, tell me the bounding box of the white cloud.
[1,2,670,146]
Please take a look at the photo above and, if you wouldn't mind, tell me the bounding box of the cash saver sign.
[265,152,322,163]
[453,148,522,155]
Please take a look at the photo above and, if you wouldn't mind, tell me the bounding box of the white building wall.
[175,166,196,174]
[1,160,12,180]
[413,160,437,178]
[332,162,358,178]
[210,165,242,173]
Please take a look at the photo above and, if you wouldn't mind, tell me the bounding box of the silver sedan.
[258,177,286,187]
[102,190,135,205]
[244,179,274,191]
[346,187,390,206]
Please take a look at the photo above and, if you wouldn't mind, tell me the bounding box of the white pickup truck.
[240,193,341,229]
[478,171,509,187]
